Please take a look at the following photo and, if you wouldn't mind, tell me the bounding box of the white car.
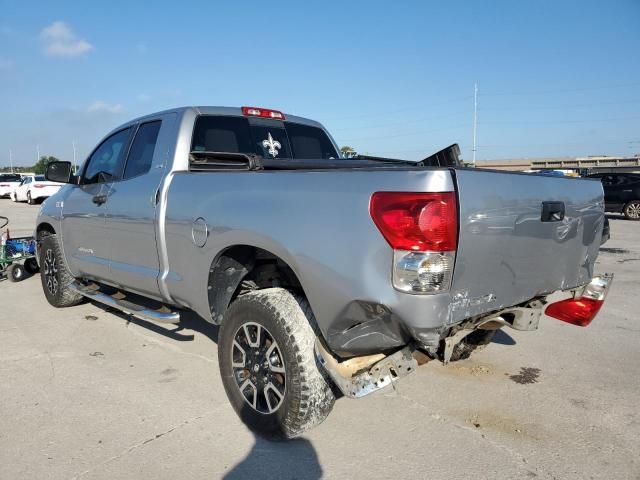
[12,175,63,204]
[0,174,23,198]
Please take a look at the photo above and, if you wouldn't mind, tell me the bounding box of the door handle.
[92,194,107,205]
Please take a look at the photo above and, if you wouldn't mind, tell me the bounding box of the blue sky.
[1,0,639,166]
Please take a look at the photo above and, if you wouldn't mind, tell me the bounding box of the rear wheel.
[623,201,640,220]
[39,234,83,307]
[218,288,335,439]
[6,263,25,282]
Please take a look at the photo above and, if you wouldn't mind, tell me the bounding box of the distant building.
[477,155,640,173]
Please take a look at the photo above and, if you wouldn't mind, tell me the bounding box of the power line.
[479,139,639,149]
[341,123,472,142]
[481,115,640,125]
[322,95,473,121]
[329,109,469,132]
[481,82,640,97]
[480,98,640,112]
[473,82,478,165]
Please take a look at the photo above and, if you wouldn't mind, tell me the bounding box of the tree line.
[0,156,62,175]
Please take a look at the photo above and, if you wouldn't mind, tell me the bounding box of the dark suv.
[588,173,640,220]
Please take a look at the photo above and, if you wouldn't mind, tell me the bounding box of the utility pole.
[472,82,478,166]
[9,149,13,173]
[36,144,40,163]
[72,141,77,173]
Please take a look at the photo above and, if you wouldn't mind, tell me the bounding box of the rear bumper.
[326,273,614,357]
[320,274,614,398]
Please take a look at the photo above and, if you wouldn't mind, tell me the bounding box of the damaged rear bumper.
[318,274,613,399]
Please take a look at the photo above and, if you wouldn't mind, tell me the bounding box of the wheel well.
[207,245,305,323]
[36,223,56,240]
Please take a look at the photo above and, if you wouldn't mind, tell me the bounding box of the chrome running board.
[69,281,180,324]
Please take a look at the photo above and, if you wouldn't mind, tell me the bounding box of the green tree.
[340,145,356,158]
[33,155,61,174]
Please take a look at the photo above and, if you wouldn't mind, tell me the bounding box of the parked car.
[12,175,63,204]
[36,106,612,439]
[0,173,23,198]
[587,172,640,220]
[535,169,565,177]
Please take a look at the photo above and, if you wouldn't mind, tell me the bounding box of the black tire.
[623,201,640,221]
[6,263,25,282]
[38,234,83,307]
[24,257,39,274]
[27,191,34,205]
[218,288,335,440]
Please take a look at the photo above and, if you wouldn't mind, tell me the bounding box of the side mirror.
[45,161,75,184]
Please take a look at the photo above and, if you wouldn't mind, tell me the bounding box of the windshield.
[191,115,338,160]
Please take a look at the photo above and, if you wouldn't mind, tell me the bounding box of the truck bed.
[162,165,604,356]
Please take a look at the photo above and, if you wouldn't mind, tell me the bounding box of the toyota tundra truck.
[36,106,612,439]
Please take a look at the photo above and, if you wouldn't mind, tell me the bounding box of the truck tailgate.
[449,169,605,323]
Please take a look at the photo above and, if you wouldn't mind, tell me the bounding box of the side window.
[83,128,132,184]
[123,121,162,180]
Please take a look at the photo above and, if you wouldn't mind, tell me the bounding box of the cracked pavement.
[1,202,639,479]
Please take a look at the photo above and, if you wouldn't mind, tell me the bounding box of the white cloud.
[87,101,124,114]
[41,21,93,57]
[136,93,151,102]
[136,42,148,55]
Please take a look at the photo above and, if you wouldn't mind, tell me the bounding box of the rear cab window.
[191,115,338,160]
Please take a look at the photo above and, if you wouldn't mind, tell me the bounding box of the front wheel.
[623,201,640,220]
[27,191,34,205]
[38,234,83,307]
[218,288,335,439]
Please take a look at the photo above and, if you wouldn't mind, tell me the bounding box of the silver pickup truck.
[37,106,612,439]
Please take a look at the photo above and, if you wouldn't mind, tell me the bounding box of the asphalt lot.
[1,199,639,480]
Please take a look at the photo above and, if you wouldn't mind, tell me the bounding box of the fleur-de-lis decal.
[262,132,282,157]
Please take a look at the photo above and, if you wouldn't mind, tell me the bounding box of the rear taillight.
[34,184,46,188]
[0,184,9,187]
[370,192,458,294]
[545,297,603,327]
[241,106,285,120]
[545,275,612,327]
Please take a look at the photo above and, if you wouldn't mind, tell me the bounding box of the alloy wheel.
[626,202,640,219]
[231,322,286,414]
[43,248,58,295]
